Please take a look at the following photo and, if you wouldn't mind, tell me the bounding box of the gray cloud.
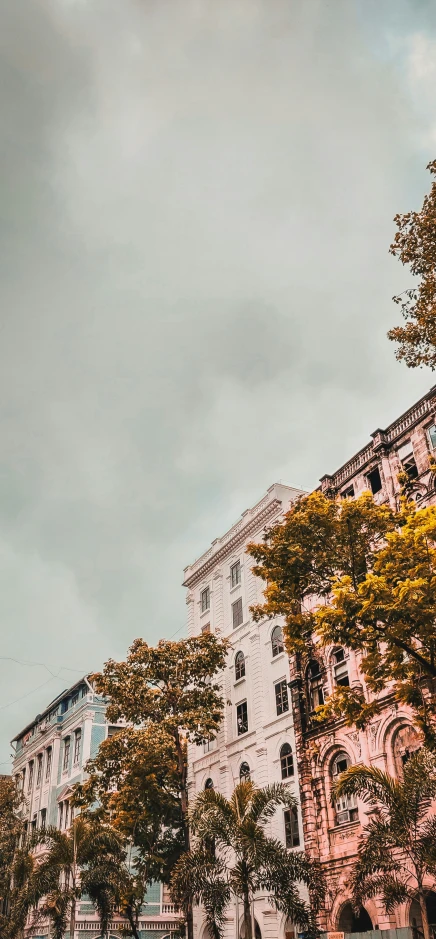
[1,0,436,762]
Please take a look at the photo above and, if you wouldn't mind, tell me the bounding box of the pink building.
[290,385,436,937]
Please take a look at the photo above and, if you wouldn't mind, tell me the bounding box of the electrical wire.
[0,656,86,678]
[0,675,64,712]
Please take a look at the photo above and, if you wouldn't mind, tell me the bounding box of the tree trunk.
[419,891,431,939]
[69,896,76,939]
[175,729,193,939]
[243,891,253,939]
[127,905,141,939]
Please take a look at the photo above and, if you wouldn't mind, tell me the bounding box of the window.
[31,814,37,834]
[332,752,358,825]
[284,807,300,848]
[235,651,246,681]
[40,808,47,830]
[367,466,382,495]
[73,729,81,764]
[275,679,289,716]
[332,648,349,687]
[107,725,122,738]
[201,587,210,613]
[232,597,243,628]
[307,660,325,710]
[231,560,241,588]
[239,762,251,781]
[201,622,211,634]
[341,484,354,499]
[280,743,294,779]
[28,761,34,793]
[21,768,26,792]
[204,778,214,790]
[271,625,284,657]
[237,701,248,736]
[63,737,71,772]
[398,441,419,480]
[36,754,43,788]
[61,699,69,714]
[58,802,64,829]
[203,737,216,754]
[45,748,52,782]
[71,692,79,707]
[428,424,436,450]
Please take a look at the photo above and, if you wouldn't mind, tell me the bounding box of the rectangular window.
[232,597,243,629]
[40,808,47,830]
[36,754,43,788]
[28,761,34,792]
[275,680,289,716]
[31,814,37,834]
[428,424,436,450]
[333,649,350,687]
[71,693,79,707]
[231,560,241,588]
[367,466,382,495]
[45,747,52,782]
[58,802,64,830]
[21,768,26,792]
[398,441,419,480]
[73,729,81,764]
[284,807,300,848]
[341,484,354,499]
[107,725,122,738]
[201,587,210,613]
[236,701,248,736]
[62,737,70,772]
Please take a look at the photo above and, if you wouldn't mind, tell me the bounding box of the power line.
[0,656,86,678]
[0,675,64,712]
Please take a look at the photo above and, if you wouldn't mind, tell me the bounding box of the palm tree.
[34,814,124,939]
[171,781,324,939]
[334,747,436,939]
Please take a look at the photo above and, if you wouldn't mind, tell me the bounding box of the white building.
[183,483,306,939]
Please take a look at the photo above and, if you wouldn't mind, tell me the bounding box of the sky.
[1,0,436,768]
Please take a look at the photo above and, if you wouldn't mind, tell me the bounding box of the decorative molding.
[346,731,362,758]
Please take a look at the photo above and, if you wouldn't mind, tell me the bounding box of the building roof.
[11,674,92,744]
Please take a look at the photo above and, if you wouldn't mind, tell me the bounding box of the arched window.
[332,752,358,825]
[332,648,349,687]
[306,660,324,710]
[235,651,246,681]
[239,762,251,781]
[280,743,294,779]
[204,778,214,790]
[271,625,284,657]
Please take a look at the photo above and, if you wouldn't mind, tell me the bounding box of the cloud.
[0,0,435,759]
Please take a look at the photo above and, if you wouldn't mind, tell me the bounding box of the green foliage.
[171,781,324,939]
[333,749,436,939]
[388,159,436,369]
[81,634,230,939]
[248,491,436,741]
[0,775,40,939]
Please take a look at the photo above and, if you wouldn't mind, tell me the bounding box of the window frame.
[428,424,436,451]
[332,751,358,825]
[284,806,300,848]
[271,625,284,658]
[236,700,248,736]
[239,761,251,781]
[332,648,350,688]
[275,679,290,716]
[307,659,325,710]
[200,586,210,614]
[366,465,382,495]
[73,728,82,765]
[62,736,71,773]
[36,754,43,788]
[45,747,52,782]
[231,560,242,589]
[28,761,34,793]
[235,650,246,681]
[280,743,294,780]
[232,596,243,629]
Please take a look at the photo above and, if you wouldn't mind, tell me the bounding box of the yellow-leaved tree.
[248,490,436,744]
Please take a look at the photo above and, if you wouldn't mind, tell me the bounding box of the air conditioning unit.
[336,809,351,825]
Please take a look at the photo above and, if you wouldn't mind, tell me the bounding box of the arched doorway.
[240,919,262,938]
[409,892,436,931]
[339,903,373,933]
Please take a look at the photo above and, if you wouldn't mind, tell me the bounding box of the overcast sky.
[1,0,436,766]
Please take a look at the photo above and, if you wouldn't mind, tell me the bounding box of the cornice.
[182,498,283,588]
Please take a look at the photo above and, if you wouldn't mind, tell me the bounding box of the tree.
[388,159,436,368]
[88,634,230,939]
[34,814,124,939]
[333,748,436,939]
[171,780,324,939]
[0,775,40,939]
[248,491,436,743]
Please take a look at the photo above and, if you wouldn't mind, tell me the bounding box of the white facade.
[183,484,306,939]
